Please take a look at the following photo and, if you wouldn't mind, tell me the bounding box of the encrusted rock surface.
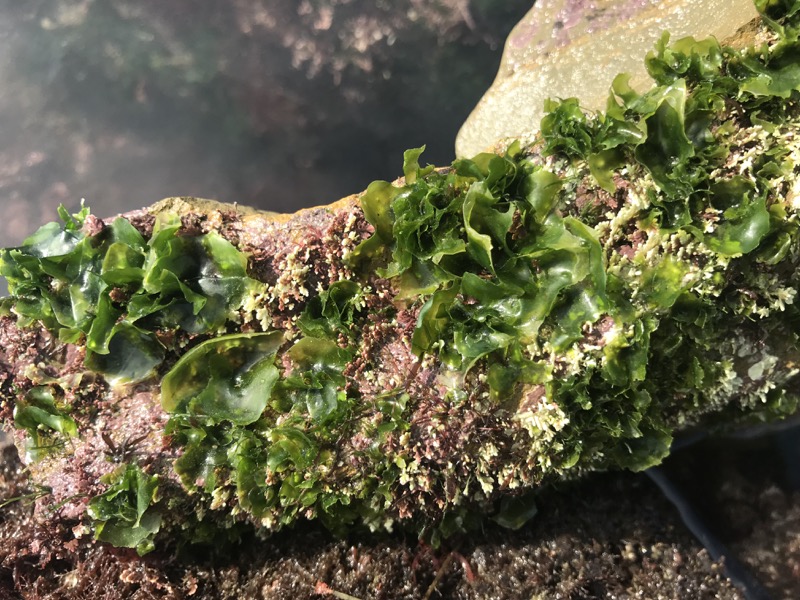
[0,440,745,600]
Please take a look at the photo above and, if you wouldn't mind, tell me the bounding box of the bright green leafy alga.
[86,463,161,555]
[162,332,284,425]
[0,209,259,385]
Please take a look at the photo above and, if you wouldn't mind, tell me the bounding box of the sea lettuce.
[86,463,161,555]
[356,144,609,392]
[297,280,366,339]
[1,208,260,385]
[277,337,352,425]
[161,332,284,425]
[13,386,78,461]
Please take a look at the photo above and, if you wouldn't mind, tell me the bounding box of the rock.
[1,3,799,598]
[2,6,800,550]
[456,0,760,157]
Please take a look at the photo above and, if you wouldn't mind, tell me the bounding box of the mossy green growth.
[156,0,800,543]
[161,319,408,535]
[4,0,800,553]
[357,142,677,471]
[86,463,161,556]
[353,0,800,475]
[0,208,259,385]
[13,386,78,462]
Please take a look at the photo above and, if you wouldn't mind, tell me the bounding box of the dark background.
[0,0,531,253]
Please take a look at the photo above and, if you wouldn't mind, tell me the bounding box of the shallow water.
[0,1,529,257]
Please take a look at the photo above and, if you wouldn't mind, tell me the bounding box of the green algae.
[13,386,78,462]
[1,0,800,554]
[86,463,161,556]
[0,208,259,385]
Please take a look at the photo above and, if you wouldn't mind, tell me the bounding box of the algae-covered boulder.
[1,0,800,568]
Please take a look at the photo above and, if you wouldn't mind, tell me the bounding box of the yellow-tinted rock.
[456,0,759,157]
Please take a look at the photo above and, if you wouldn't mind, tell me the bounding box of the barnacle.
[1,0,800,554]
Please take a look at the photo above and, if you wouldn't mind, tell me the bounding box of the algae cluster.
[0,0,799,555]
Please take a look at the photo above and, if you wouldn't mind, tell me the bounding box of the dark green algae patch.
[0,205,256,386]
[2,0,800,554]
